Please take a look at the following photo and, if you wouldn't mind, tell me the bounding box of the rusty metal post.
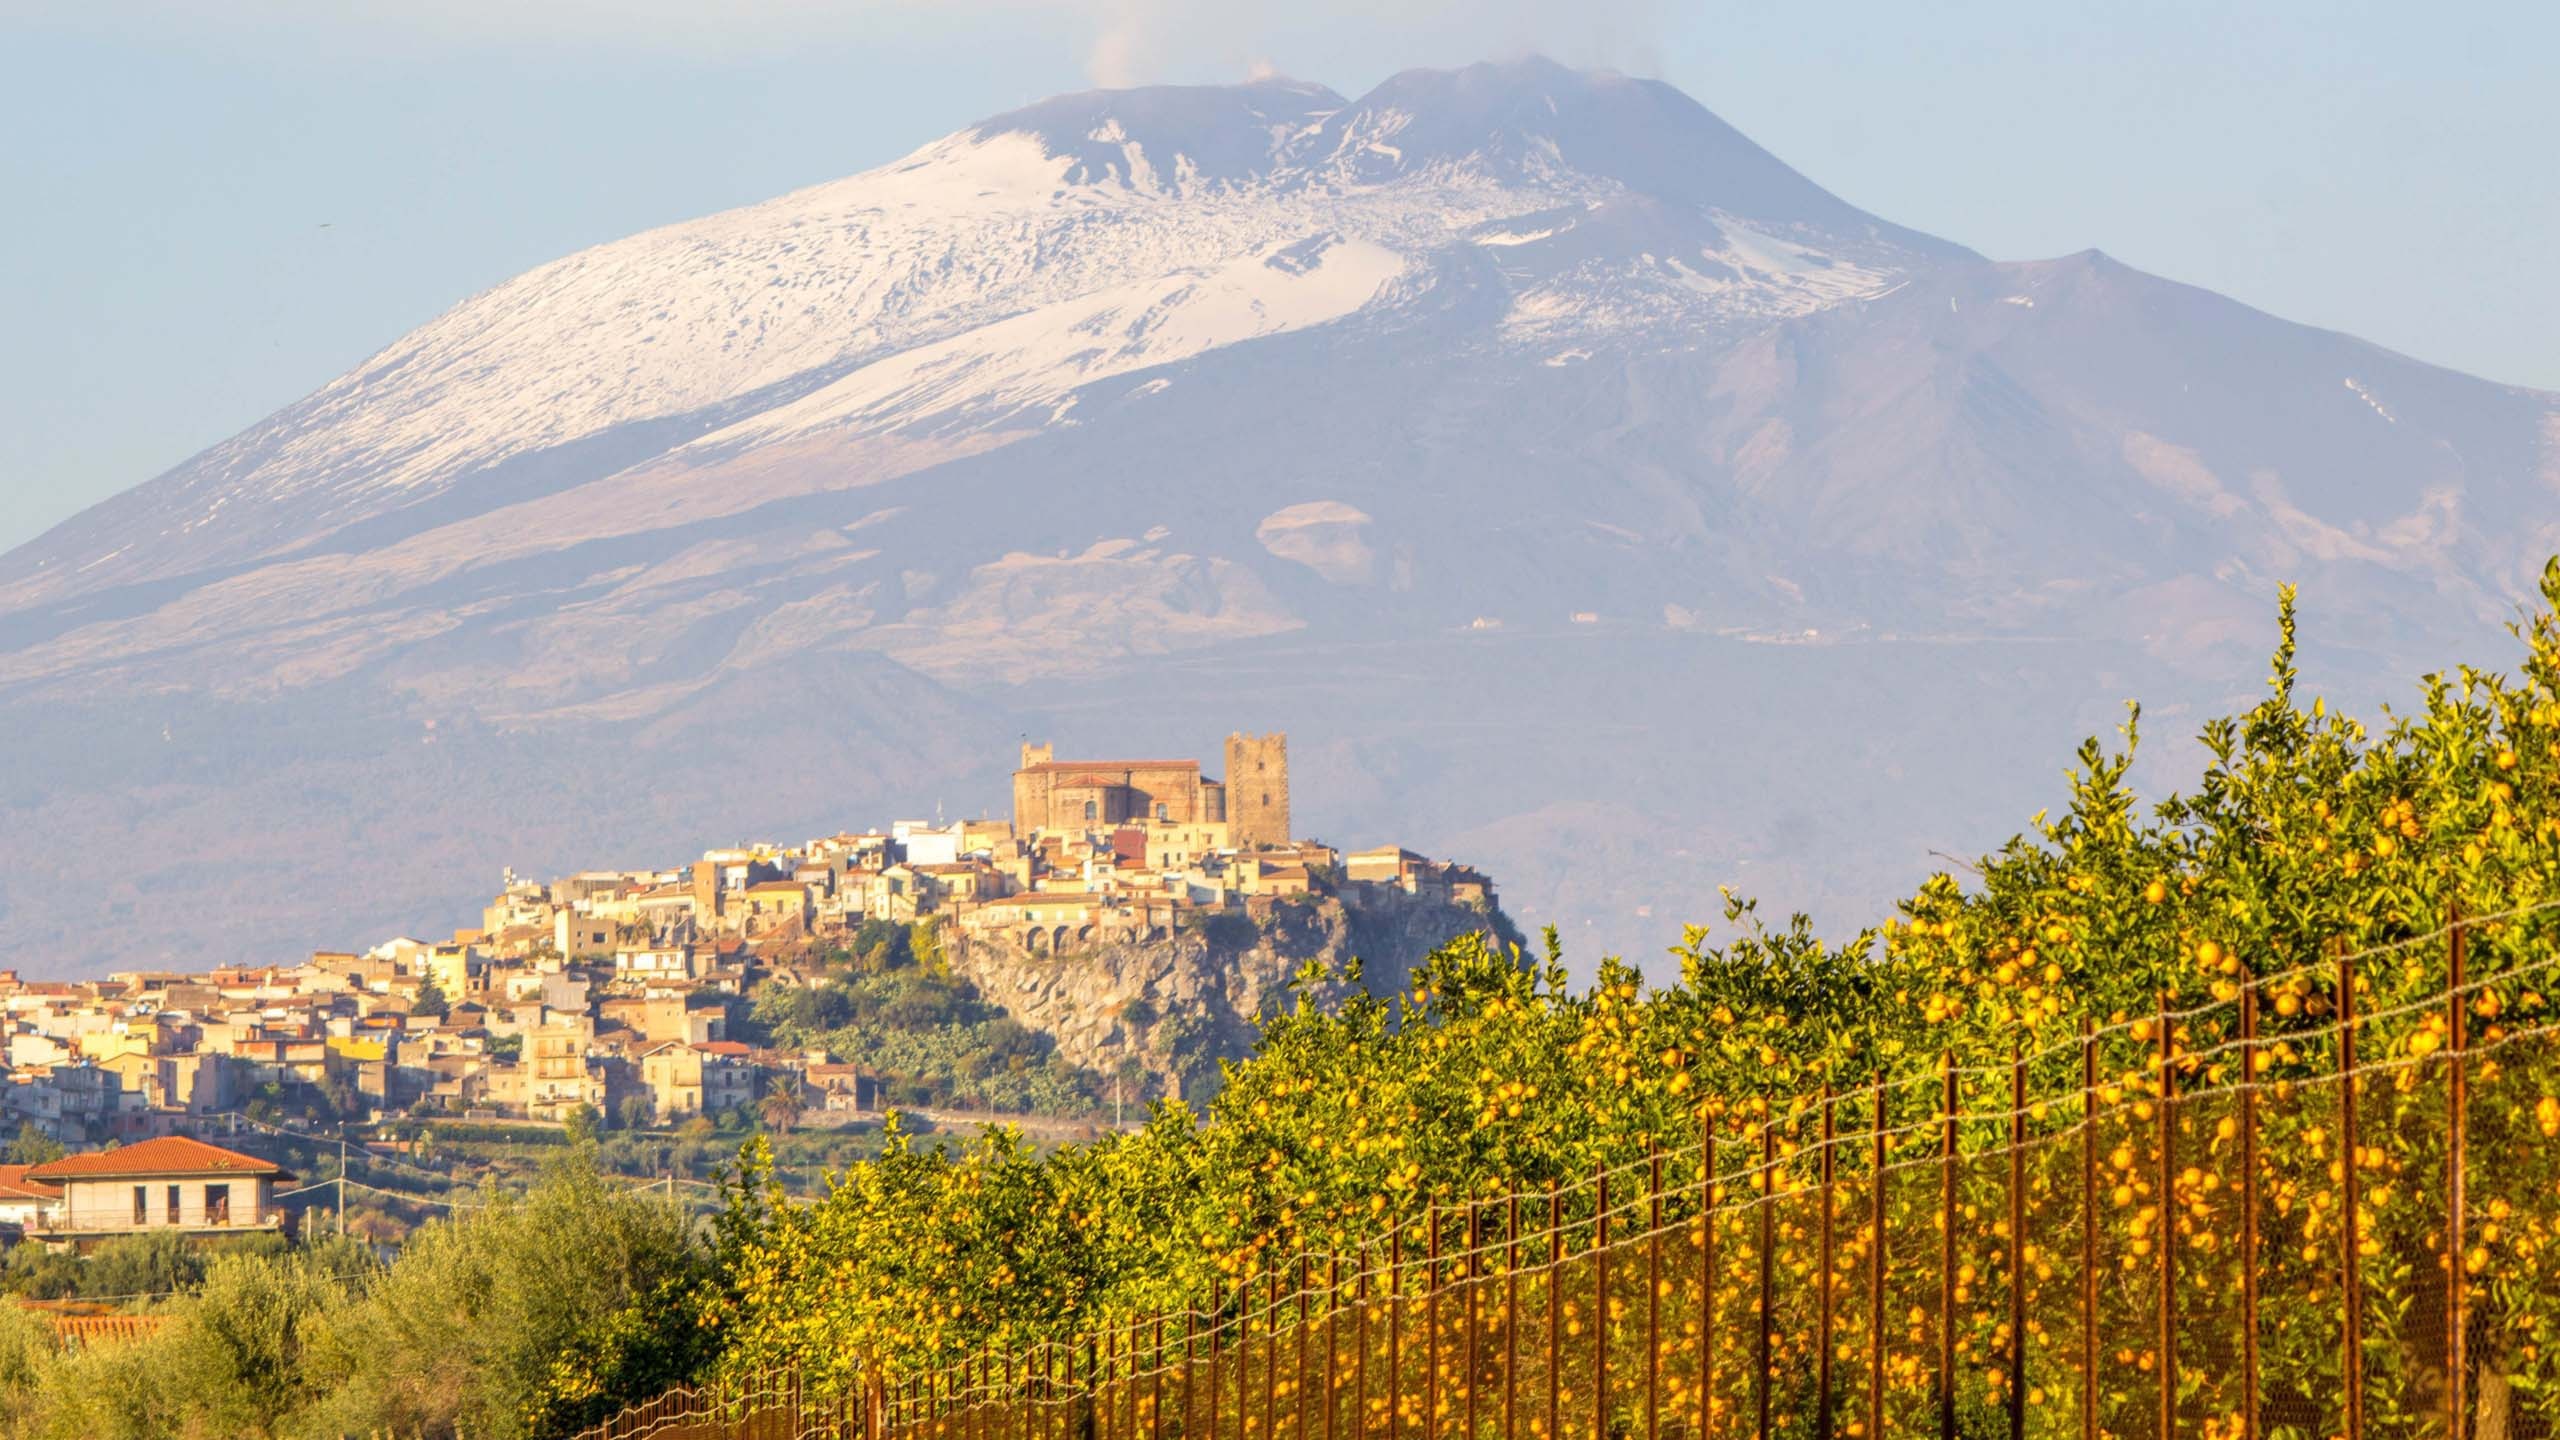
[1392,1227,1405,1440]
[1267,1267,1282,1440]
[2241,977,2259,1440]
[1549,1177,1563,1440]
[2008,1048,2026,1440]
[2341,944,2364,1440]
[2080,1021,2097,1440]
[1648,1147,1663,1440]
[1302,1256,1314,1440]
[2450,907,2470,1440]
[1429,1204,1443,1440]
[1819,1087,1836,1440]
[1756,1124,1774,1440]
[1598,1164,1613,1440]
[1469,1201,1483,1440]
[1108,1322,1120,1440]
[1358,1246,1371,1440]
[2158,993,2177,1440]
[1938,1054,1958,1440]
[1869,1081,1885,1440]
[1328,1254,1342,1440]
[1212,1288,1226,1440]
[1701,1133,1717,1440]
[1156,1313,1168,1440]
[1508,1192,1522,1440]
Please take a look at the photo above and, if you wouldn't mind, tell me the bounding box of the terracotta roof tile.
[25,1135,294,1184]
[0,1164,61,1201]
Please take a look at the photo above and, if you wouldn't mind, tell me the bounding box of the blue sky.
[2,0,2552,556]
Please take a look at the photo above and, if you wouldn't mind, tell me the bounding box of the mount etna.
[4,57,2554,974]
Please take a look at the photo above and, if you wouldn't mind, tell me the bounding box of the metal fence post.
[1469,1200,1484,1440]
[1598,1164,1613,1440]
[1429,1203,1442,1440]
[1267,1266,1281,1440]
[1301,1256,1314,1440]
[1703,1127,1718,1440]
[2080,1021,2097,1440]
[1328,1254,1342,1440]
[1756,1123,1773,1440]
[2449,906,2470,1440]
[1212,1287,1226,1440]
[2341,943,2364,1440]
[2158,992,2176,1440]
[1508,1192,1522,1440]
[2008,1047,2026,1440]
[1819,1086,1837,1440]
[1392,1226,1405,1440]
[1869,1080,1886,1440]
[1549,1178,1564,1440]
[1648,1147,1663,1440]
[1357,1246,1371,1440]
[1938,1053,1957,1440]
[2241,977,2259,1440]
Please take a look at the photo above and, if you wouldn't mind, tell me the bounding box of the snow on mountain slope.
[0,62,1945,617]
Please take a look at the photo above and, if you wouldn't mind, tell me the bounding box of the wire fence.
[575,911,2560,1440]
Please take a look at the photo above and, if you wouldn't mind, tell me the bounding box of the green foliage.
[161,1244,362,1437]
[745,963,1104,1115]
[697,562,2560,1425]
[3,1123,63,1167]
[0,1158,702,1440]
[306,1152,709,1439]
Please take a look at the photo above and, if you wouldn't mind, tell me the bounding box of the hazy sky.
[3,0,2553,555]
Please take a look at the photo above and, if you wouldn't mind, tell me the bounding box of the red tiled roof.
[0,1164,61,1201]
[26,1135,294,1184]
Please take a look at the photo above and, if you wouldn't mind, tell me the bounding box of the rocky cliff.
[943,890,1518,1096]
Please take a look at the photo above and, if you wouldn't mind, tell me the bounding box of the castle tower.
[1224,732,1290,850]
[1012,742,1056,835]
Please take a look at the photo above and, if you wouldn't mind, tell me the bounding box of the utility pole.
[337,1132,347,1235]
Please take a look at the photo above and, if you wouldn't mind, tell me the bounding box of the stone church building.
[1012,734,1291,849]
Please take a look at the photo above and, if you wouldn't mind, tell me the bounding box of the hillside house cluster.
[0,732,1493,1146]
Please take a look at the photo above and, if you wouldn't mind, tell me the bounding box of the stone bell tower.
[1223,732,1290,851]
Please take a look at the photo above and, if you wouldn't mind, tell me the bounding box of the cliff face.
[943,890,1516,1097]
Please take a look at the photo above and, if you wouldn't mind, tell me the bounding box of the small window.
[1155,803,1168,820]
[133,1186,148,1226]
[167,1185,182,1224]
[1083,801,1097,821]
[208,1184,231,1226]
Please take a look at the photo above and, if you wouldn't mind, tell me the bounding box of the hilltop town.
[0,735,1504,1214]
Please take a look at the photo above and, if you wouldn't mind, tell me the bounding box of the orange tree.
[701,564,2560,1440]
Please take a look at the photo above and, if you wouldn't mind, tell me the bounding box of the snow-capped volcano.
[0,60,1955,614]
[2,59,2554,975]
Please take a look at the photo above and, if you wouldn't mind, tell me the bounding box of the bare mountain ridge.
[0,58,2554,974]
